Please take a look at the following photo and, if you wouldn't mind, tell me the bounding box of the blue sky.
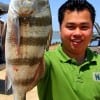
[0,0,100,31]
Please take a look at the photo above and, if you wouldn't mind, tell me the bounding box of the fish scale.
[5,0,52,100]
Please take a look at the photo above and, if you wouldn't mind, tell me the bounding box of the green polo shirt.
[37,44,100,100]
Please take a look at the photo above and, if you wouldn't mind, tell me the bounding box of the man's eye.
[80,26,89,30]
[66,26,75,30]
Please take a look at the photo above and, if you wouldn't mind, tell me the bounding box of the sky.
[0,0,100,31]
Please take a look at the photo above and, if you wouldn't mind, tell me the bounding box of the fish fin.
[5,75,12,94]
[13,16,20,47]
[10,15,20,54]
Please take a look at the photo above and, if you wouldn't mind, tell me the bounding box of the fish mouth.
[20,1,34,12]
[18,8,35,17]
[12,0,37,17]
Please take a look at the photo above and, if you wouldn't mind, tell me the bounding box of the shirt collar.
[85,48,97,62]
[56,44,97,63]
[56,44,72,63]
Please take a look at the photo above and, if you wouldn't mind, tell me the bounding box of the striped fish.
[5,0,52,100]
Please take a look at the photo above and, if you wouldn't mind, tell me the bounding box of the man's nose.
[75,28,81,34]
[73,28,82,37]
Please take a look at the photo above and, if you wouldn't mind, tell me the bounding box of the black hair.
[58,0,96,25]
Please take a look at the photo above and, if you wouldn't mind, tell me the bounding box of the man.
[37,0,100,100]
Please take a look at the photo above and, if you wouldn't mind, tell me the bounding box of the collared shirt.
[38,44,100,100]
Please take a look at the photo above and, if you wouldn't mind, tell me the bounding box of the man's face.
[60,9,93,54]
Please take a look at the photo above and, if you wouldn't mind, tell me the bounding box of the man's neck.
[63,48,86,65]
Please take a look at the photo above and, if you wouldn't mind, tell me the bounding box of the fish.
[5,0,52,100]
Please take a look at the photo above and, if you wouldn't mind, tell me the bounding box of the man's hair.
[58,0,96,25]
